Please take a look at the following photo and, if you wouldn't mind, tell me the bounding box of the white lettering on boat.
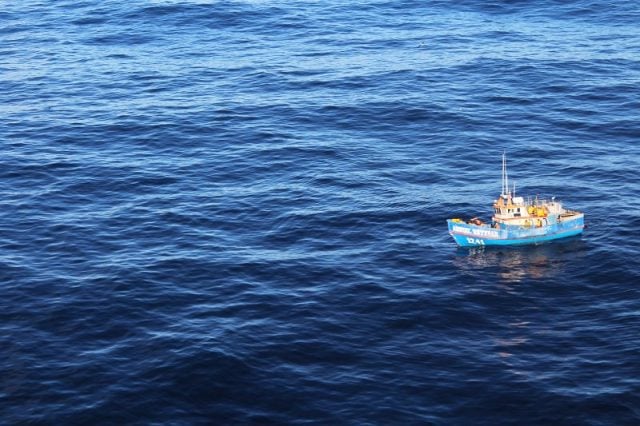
[453,226,498,239]
[471,229,499,238]
[466,237,485,245]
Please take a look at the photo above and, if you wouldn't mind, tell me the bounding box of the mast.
[501,152,504,196]
[501,152,509,198]
[505,154,509,197]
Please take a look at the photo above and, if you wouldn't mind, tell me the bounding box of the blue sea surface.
[2,0,640,424]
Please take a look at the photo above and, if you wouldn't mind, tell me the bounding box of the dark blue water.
[2,0,640,424]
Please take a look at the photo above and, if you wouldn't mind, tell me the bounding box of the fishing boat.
[447,154,584,247]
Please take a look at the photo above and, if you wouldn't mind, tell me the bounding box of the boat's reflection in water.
[451,237,588,377]
[451,236,586,284]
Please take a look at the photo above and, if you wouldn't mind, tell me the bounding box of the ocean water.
[2,0,640,423]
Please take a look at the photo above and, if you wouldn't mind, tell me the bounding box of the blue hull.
[447,215,584,247]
